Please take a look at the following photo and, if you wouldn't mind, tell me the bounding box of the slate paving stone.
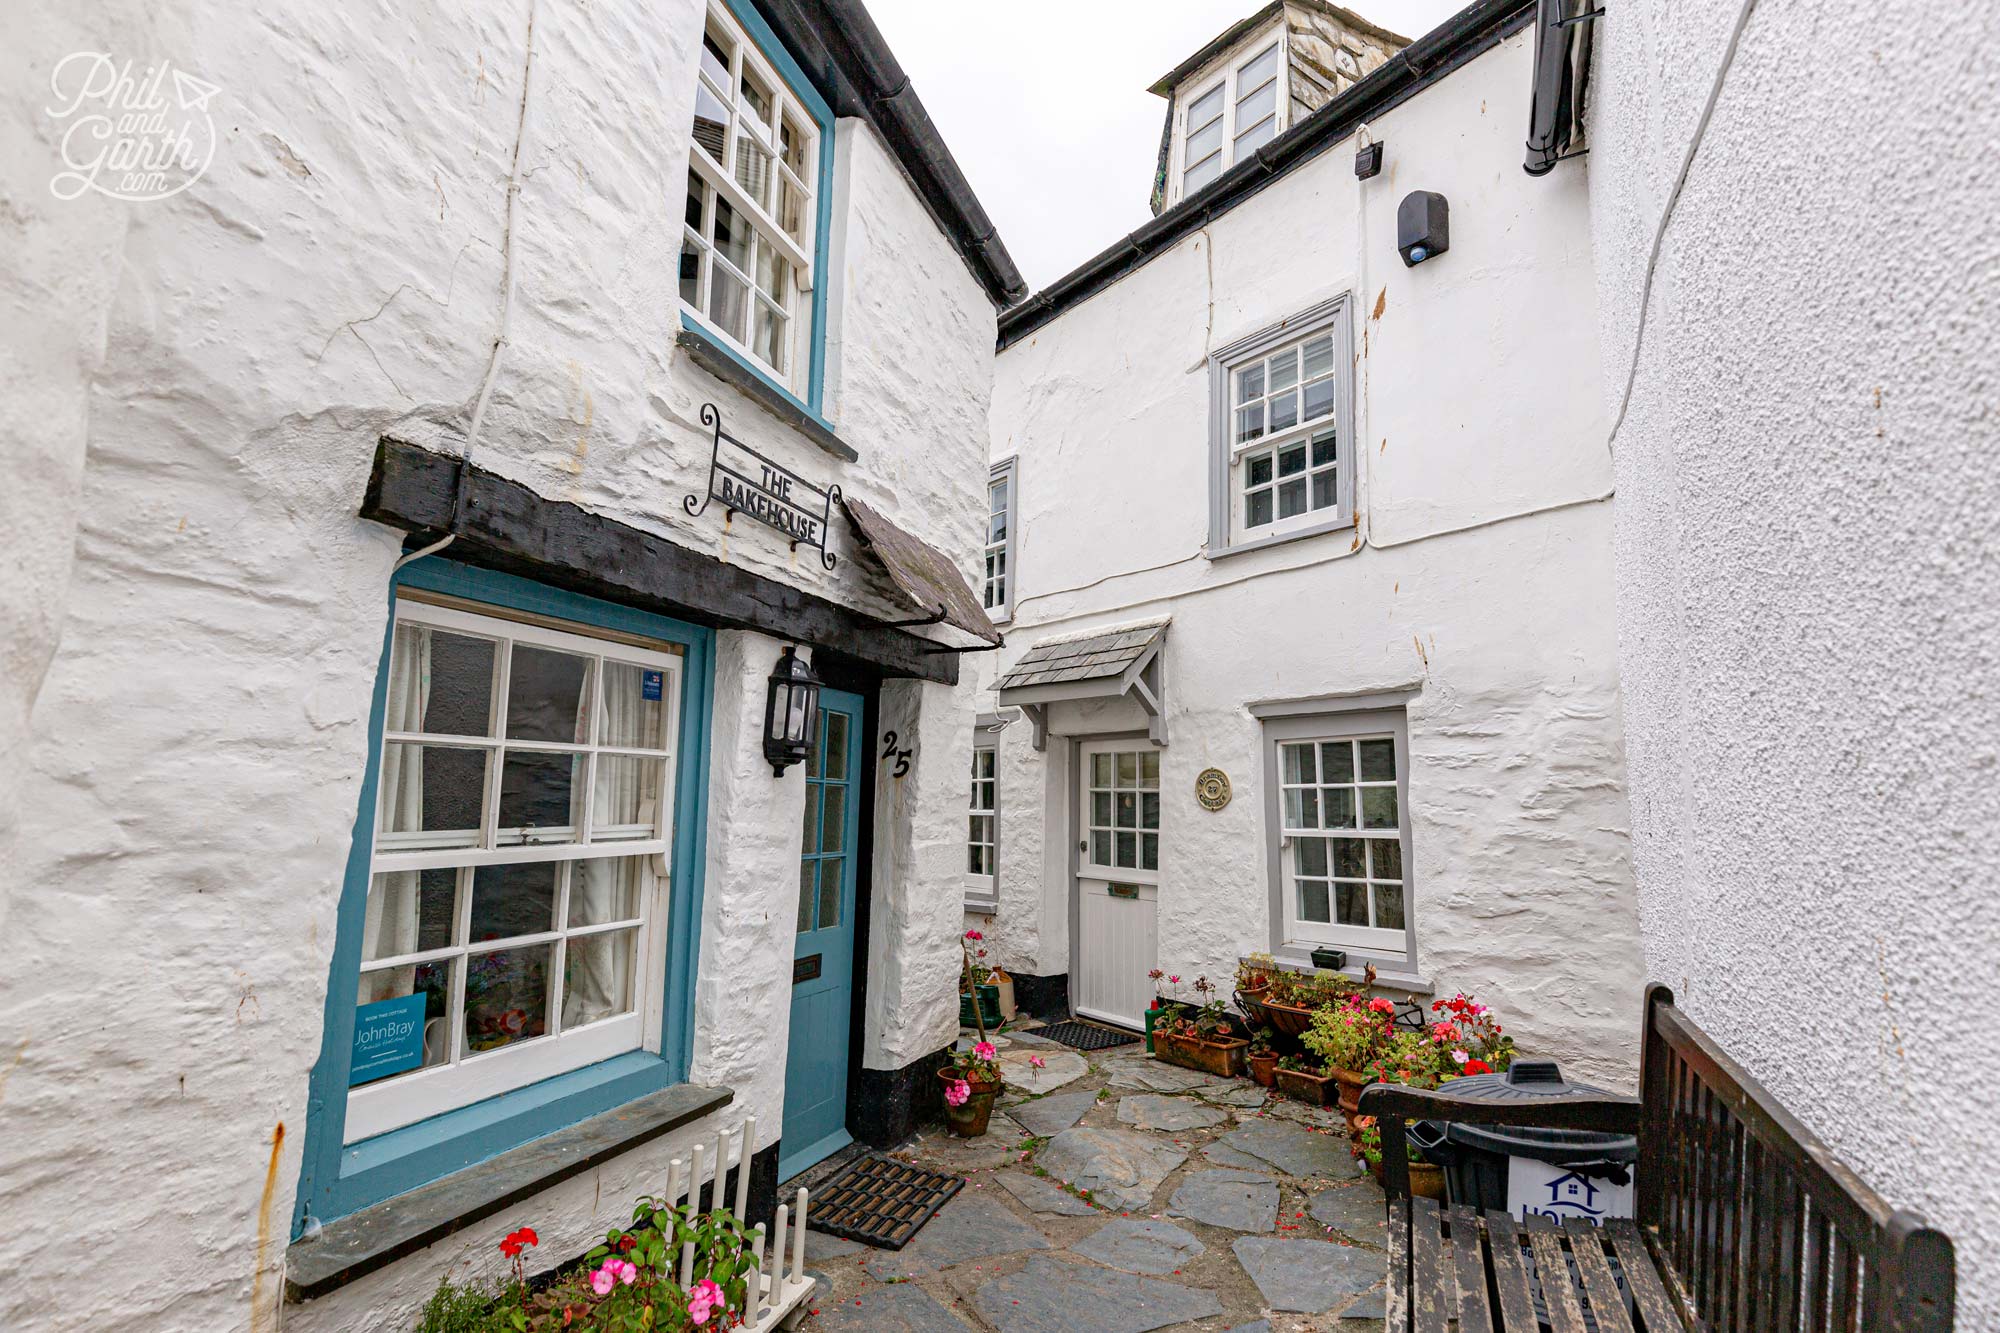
[1210,1120,1357,1179]
[1006,1030,1058,1047]
[1035,1127,1186,1211]
[992,1169,1098,1216]
[857,1192,1051,1280]
[1167,1168,1280,1232]
[1001,1049,1090,1094]
[1101,1054,1227,1094]
[1309,1181,1387,1240]
[1116,1093,1230,1132]
[972,1253,1223,1333]
[1071,1217,1205,1275]
[804,1229,864,1262]
[1232,1237,1384,1312]
[1198,1083,1270,1109]
[802,1280,973,1332]
[1341,1287,1388,1319]
[1226,1323,1271,1333]
[1011,1090,1098,1138]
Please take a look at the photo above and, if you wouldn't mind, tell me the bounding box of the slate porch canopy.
[994,617,1170,749]
[840,496,1002,648]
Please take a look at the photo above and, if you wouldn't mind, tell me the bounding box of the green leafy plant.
[1353,1116,1425,1168]
[1302,995,1398,1072]
[1247,1026,1275,1058]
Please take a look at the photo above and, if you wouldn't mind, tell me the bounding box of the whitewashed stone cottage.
[0,1,1019,1328]
[966,0,1647,1083]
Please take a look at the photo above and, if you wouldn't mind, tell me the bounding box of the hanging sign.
[684,402,840,571]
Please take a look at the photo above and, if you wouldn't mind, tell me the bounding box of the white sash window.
[346,598,683,1142]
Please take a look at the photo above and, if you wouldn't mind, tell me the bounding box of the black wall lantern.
[1397,190,1450,267]
[763,646,821,777]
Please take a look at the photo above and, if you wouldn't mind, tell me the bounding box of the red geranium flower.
[1462,1060,1492,1075]
[499,1226,539,1258]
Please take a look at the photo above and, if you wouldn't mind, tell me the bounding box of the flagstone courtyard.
[796,1026,1389,1333]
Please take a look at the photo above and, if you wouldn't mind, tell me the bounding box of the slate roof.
[996,620,1169,691]
[841,496,1001,645]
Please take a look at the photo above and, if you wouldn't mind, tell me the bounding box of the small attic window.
[1173,32,1287,204]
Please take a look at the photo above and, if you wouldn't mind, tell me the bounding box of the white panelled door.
[1073,743,1161,1028]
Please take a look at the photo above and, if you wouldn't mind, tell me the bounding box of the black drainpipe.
[1524,0,1598,175]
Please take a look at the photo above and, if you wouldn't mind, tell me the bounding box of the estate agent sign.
[685,402,840,570]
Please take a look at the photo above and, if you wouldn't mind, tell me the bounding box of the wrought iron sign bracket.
[882,603,950,630]
[684,402,840,572]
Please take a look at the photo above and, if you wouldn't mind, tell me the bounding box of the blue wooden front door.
[779,688,863,1181]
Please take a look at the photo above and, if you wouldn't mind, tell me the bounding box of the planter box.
[1275,1064,1337,1106]
[1154,1031,1248,1078]
[1258,996,1321,1038]
[959,984,1000,1029]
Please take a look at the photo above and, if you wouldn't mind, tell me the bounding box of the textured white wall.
[974,29,1645,1085]
[1588,0,2000,1319]
[0,0,995,1327]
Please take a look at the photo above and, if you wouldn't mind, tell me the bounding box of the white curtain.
[564,665,651,1026]
[361,624,430,1005]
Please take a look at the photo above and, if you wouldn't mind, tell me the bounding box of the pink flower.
[615,1259,637,1286]
[973,1041,996,1061]
[590,1265,616,1297]
[1167,975,1180,985]
[1029,1055,1046,1069]
[687,1277,724,1325]
[944,1077,971,1107]
[1451,1049,1470,1065]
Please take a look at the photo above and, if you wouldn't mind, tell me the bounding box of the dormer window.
[1175,36,1285,201]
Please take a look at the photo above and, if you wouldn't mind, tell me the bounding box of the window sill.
[964,897,999,916]
[1258,948,1432,996]
[287,1081,733,1302]
[675,319,857,464]
[1206,515,1356,562]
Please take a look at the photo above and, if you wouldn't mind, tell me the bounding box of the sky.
[863,0,1471,293]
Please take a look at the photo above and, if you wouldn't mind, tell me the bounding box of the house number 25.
[880,730,913,778]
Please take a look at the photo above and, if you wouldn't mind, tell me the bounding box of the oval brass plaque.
[1195,767,1231,811]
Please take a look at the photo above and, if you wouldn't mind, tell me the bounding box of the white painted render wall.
[976,27,1646,1086]
[1587,0,2000,1320]
[0,0,993,1327]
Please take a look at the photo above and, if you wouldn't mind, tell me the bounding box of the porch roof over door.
[994,617,1170,749]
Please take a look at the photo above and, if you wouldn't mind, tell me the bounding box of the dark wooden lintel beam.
[361,436,956,685]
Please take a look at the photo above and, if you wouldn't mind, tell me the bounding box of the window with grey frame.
[983,459,1016,621]
[1206,296,1356,555]
[1259,706,1416,967]
[965,740,998,911]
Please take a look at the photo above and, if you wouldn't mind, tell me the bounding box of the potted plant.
[1152,978,1250,1077]
[1273,1052,1337,1106]
[1143,969,1180,1052]
[1246,1027,1278,1087]
[939,1038,1004,1137]
[1259,966,1361,1037]
[1234,953,1278,1031]
[1303,994,1400,1117]
[1354,1116,1446,1200]
[959,930,1000,1029]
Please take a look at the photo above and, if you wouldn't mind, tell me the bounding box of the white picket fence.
[662,1116,816,1332]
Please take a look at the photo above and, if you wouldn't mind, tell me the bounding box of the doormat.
[806,1153,964,1251]
[1033,1019,1139,1051]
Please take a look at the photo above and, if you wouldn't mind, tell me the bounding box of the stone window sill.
[675,323,858,463]
[1254,948,1433,996]
[1205,515,1358,562]
[286,1082,733,1302]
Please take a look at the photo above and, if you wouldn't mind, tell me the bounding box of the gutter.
[997,0,1534,351]
[755,0,1028,308]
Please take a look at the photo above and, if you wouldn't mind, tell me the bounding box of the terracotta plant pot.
[1154,1030,1249,1078]
[1258,996,1320,1038]
[1274,1064,1337,1106]
[1248,1052,1278,1088]
[1408,1160,1447,1201]
[939,1068,1000,1137]
[1332,1067,1371,1114]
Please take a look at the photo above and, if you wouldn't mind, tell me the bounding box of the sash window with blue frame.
[345,596,685,1143]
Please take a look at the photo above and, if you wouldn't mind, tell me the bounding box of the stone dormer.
[1148,0,1408,214]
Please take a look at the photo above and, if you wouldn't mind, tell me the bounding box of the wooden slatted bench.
[1359,985,1956,1332]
